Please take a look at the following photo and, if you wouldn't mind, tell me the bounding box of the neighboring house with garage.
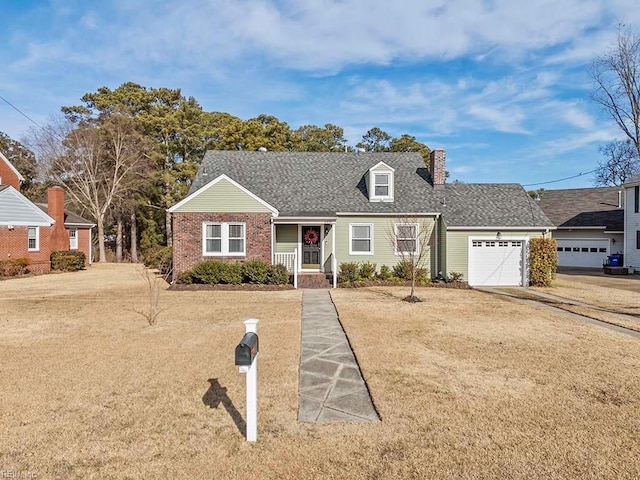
[537,187,624,268]
[623,175,640,272]
[0,151,94,273]
[169,149,553,287]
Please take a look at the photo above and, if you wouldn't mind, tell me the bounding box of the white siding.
[624,186,640,270]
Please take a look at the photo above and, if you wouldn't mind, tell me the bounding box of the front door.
[302,225,321,269]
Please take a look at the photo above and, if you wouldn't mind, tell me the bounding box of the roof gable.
[0,185,54,226]
[0,151,25,182]
[169,174,278,214]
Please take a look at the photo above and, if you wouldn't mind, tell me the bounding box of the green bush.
[377,265,392,281]
[415,267,430,284]
[243,258,271,284]
[529,237,558,287]
[359,262,377,280]
[51,251,85,272]
[191,260,226,284]
[338,262,361,283]
[176,271,194,284]
[392,260,411,279]
[0,257,30,276]
[268,264,290,285]
[143,246,173,275]
[221,262,243,284]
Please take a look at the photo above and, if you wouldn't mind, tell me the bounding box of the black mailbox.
[235,332,259,366]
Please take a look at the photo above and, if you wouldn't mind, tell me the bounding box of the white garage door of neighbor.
[468,239,524,286]
[557,239,609,268]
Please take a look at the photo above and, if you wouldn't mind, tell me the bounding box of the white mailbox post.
[235,318,259,442]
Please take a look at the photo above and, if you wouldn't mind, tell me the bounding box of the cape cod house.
[169,149,553,287]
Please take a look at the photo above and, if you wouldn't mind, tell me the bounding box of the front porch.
[272,220,337,288]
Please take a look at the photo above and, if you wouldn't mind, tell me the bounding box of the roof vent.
[258,147,267,152]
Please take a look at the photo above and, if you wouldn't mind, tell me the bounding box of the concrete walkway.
[298,290,379,422]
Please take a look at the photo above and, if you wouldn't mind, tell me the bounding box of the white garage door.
[557,239,609,268]
[468,239,524,286]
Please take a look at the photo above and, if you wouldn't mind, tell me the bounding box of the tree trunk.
[116,216,123,263]
[97,215,107,263]
[130,209,138,263]
[165,210,173,247]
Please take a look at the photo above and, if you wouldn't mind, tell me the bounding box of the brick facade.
[172,212,272,277]
[0,154,21,190]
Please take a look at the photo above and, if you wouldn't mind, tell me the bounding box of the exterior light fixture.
[496,231,502,240]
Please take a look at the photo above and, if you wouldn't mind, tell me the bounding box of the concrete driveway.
[556,267,640,293]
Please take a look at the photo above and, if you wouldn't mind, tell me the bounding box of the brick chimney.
[429,148,446,188]
[47,186,69,252]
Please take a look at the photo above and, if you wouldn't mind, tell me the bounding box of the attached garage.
[556,239,609,268]
[467,238,525,286]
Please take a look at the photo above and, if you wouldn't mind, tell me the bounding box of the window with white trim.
[350,223,373,254]
[69,228,78,250]
[374,173,390,197]
[203,222,246,256]
[28,226,39,251]
[394,223,419,254]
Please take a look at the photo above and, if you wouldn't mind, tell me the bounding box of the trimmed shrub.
[359,262,377,280]
[176,271,194,284]
[143,246,173,275]
[221,262,243,285]
[415,267,430,284]
[529,237,558,286]
[268,264,290,285]
[338,262,361,283]
[377,265,392,281]
[392,260,411,279]
[0,257,30,276]
[51,251,85,272]
[191,260,226,284]
[243,258,271,284]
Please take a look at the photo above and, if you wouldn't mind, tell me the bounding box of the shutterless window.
[374,173,390,197]
[69,228,78,250]
[27,227,38,251]
[205,224,222,253]
[395,224,418,254]
[228,224,245,253]
[350,224,372,254]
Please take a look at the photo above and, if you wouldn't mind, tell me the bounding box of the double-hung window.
[69,228,78,250]
[395,223,419,255]
[203,222,245,256]
[374,173,390,197]
[27,226,39,251]
[350,223,373,255]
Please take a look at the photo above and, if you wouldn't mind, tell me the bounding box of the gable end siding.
[625,186,640,269]
[172,178,273,213]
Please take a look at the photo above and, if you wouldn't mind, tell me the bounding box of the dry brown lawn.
[1,266,639,479]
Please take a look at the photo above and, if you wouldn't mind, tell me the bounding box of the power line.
[522,169,598,187]
[0,94,43,129]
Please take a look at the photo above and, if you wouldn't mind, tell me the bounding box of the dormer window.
[374,173,390,197]
[368,161,394,202]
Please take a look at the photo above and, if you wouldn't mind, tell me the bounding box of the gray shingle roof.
[537,187,624,231]
[440,183,553,227]
[35,204,94,226]
[187,151,552,228]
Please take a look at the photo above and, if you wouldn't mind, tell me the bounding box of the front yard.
[1,265,639,479]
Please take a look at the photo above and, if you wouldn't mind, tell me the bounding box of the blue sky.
[1,0,638,188]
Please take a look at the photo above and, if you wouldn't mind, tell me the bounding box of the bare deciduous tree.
[591,26,640,155]
[33,113,150,262]
[594,139,640,186]
[387,216,433,302]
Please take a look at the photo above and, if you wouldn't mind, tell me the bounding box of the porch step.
[298,273,332,289]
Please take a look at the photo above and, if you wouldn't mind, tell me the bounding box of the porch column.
[332,222,337,288]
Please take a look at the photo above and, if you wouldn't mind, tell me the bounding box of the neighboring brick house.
[169,150,554,287]
[0,152,94,273]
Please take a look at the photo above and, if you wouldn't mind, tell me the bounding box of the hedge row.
[178,259,290,285]
[338,260,430,285]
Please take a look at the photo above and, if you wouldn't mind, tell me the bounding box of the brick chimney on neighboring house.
[47,186,69,252]
[430,148,446,189]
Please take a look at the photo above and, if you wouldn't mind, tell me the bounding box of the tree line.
[2,82,432,262]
